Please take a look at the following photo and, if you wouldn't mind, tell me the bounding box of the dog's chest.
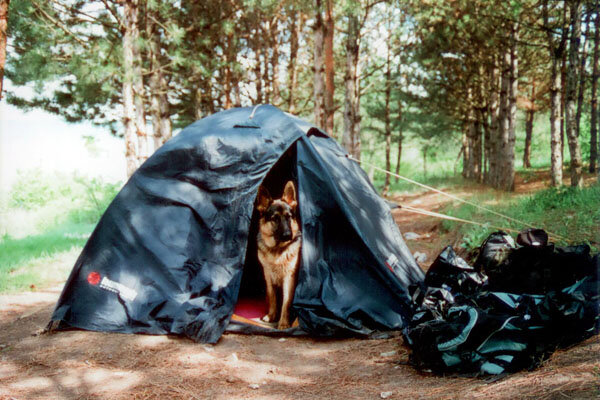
[257,240,301,284]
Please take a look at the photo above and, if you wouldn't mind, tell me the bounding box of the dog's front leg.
[262,275,277,323]
[278,275,295,330]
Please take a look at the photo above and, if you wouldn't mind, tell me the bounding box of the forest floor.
[0,173,599,399]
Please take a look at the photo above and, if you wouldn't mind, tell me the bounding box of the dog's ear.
[256,186,272,214]
[282,181,298,210]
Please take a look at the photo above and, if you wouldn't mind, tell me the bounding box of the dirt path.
[1,182,599,399]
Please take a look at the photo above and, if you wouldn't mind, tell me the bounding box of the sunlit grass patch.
[442,184,600,251]
[0,169,121,294]
[0,245,81,293]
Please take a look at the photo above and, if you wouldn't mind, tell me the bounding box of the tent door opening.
[233,144,300,330]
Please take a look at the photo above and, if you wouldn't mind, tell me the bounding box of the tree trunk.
[0,0,9,101]
[506,24,518,190]
[575,8,591,137]
[544,0,567,187]
[122,0,146,177]
[495,24,518,192]
[474,109,483,181]
[254,34,263,104]
[313,0,326,128]
[324,0,335,137]
[483,106,491,180]
[383,35,392,195]
[523,109,534,168]
[462,128,470,179]
[523,80,535,169]
[132,4,147,166]
[561,48,567,159]
[342,13,361,159]
[262,42,271,104]
[395,137,402,180]
[271,17,281,106]
[463,115,482,181]
[565,0,584,187]
[487,61,500,186]
[395,77,403,182]
[146,6,171,151]
[590,0,600,173]
[223,31,235,110]
[463,84,482,181]
[287,11,302,113]
[549,55,564,186]
[495,46,510,189]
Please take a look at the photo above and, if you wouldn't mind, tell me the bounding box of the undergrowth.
[0,169,120,293]
[443,184,600,252]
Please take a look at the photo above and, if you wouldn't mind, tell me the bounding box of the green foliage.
[443,184,600,251]
[7,0,122,131]
[68,176,121,224]
[8,169,120,224]
[9,169,67,210]
[1,171,121,293]
[0,225,87,279]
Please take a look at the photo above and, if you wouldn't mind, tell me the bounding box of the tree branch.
[31,0,88,47]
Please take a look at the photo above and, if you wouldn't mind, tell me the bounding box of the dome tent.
[49,105,424,343]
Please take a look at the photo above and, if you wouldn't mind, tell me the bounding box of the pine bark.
[495,46,510,189]
[565,0,584,187]
[543,0,567,187]
[313,0,326,129]
[463,85,482,181]
[271,16,281,106]
[575,9,591,136]
[287,11,302,113]
[395,76,403,182]
[590,0,599,173]
[324,0,335,137]
[122,0,146,177]
[523,81,535,169]
[223,32,235,110]
[494,24,518,191]
[254,33,263,104]
[487,61,500,186]
[342,13,361,159]
[505,24,518,191]
[146,7,171,150]
[383,36,392,195]
[523,109,534,168]
[0,0,9,101]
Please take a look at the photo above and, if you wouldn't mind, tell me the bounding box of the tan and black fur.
[256,181,301,330]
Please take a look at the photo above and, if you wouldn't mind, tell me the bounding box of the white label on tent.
[385,254,400,274]
[99,277,138,301]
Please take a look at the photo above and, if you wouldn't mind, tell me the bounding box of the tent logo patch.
[98,276,138,301]
[385,254,400,274]
[87,271,101,285]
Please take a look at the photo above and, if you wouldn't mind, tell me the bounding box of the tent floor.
[233,297,268,320]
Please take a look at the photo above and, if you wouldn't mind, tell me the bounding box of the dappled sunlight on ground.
[1,293,597,399]
[0,178,599,399]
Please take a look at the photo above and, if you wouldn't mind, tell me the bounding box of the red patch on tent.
[87,271,101,285]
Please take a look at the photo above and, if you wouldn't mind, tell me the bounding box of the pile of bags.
[404,229,600,375]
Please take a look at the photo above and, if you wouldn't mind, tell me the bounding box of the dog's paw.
[277,320,291,330]
[261,314,274,323]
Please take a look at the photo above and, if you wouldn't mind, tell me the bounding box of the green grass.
[0,169,120,293]
[442,184,600,251]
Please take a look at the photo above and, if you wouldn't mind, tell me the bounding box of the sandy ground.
[1,176,599,399]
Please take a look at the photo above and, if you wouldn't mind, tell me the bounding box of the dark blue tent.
[49,105,424,343]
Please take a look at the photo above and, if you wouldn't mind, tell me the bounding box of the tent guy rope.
[347,155,569,243]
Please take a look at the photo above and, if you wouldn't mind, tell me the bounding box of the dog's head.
[256,181,300,248]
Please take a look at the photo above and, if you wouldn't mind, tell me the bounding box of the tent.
[49,105,424,343]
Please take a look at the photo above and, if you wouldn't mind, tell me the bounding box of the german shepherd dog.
[256,181,301,330]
